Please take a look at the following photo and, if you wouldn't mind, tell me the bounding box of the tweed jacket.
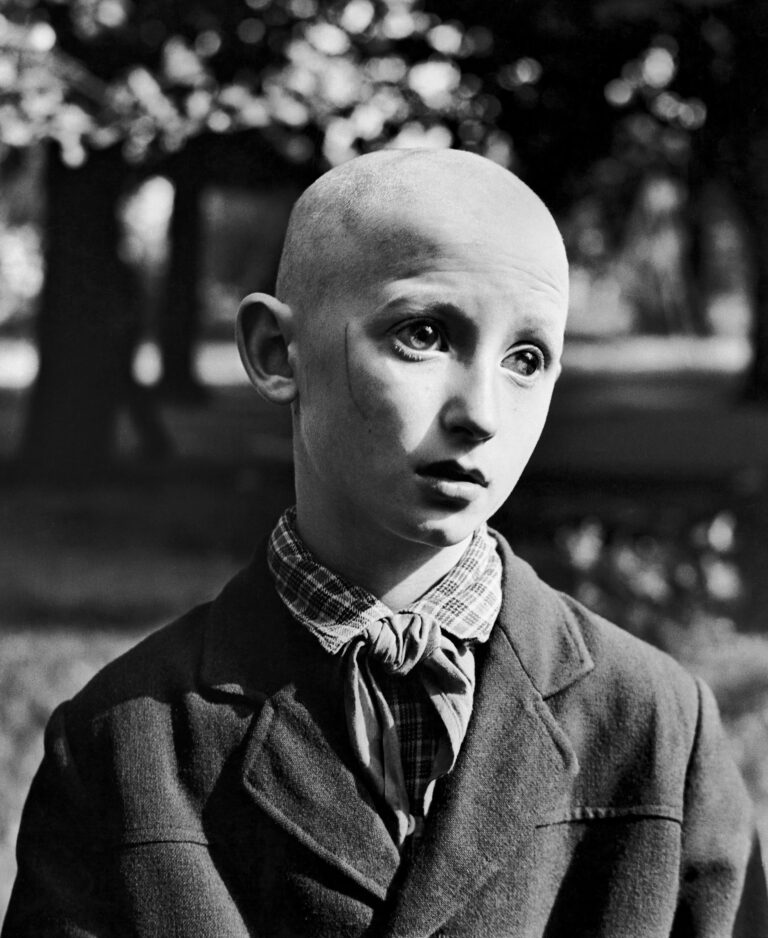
[4,535,766,938]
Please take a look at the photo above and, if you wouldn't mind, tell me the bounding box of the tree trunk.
[619,174,706,336]
[739,177,768,402]
[157,160,205,400]
[21,144,140,481]
[698,5,768,401]
[724,36,768,401]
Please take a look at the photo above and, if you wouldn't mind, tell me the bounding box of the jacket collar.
[199,532,593,704]
[198,533,595,922]
[199,542,334,701]
[492,531,594,698]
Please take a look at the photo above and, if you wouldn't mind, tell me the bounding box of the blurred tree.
[1,0,767,478]
[0,0,508,479]
[423,0,768,379]
[419,0,726,333]
[579,0,768,395]
[692,1,768,400]
[156,132,314,403]
[21,142,171,475]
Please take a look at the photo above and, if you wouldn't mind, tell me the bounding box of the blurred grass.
[0,627,147,914]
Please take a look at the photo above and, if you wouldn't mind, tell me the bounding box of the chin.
[408,508,487,548]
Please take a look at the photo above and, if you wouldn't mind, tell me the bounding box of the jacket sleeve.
[2,702,125,938]
[672,677,768,938]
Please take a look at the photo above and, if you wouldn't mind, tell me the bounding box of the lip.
[415,461,489,501]
[417,461,489,487]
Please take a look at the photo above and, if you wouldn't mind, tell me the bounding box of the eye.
[392,319,447,357]
[503,345,545,379]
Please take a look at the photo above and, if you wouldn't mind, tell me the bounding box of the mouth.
[416,461,489,495]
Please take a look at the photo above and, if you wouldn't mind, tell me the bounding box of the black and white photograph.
[0,1,767,934]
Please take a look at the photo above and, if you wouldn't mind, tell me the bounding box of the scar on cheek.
[344,323,370,420]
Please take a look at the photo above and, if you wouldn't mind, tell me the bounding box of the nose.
[439,362,499,442]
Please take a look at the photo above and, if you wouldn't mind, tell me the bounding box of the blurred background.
[1,0,768,917]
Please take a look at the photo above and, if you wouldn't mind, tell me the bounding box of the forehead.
[339,207,568,326]
[283,151,569,334]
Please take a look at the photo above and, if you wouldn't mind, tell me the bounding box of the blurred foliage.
[1,0,758,331]
[559,509,744,653]
[3,0,760,336]
[493,470,768,653]
[0,0,753,186]
[0,0,515,168]
[0,220,41,326]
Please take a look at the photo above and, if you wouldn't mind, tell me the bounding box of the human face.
[291,215,567,560]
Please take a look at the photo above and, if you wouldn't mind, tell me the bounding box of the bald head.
[237,147,569,558]
[275,149,568,320]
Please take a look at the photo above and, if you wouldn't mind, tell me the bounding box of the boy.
[4,149,765,936]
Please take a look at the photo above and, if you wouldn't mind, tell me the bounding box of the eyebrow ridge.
[381,298,561,337]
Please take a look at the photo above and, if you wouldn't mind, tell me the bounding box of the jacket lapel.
[240,673,401,900]
[199,546,401,903]
[379,540,594,938]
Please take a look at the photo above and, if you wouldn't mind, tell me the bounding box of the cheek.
[345,352,438,450]
[497,392,553,468]
[296,349,408,469]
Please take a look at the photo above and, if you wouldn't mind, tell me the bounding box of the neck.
[293,496,471,612]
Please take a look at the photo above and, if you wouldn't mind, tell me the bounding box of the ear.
[236,292,297,405]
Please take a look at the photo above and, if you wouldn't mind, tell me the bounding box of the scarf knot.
[364,613,441,675]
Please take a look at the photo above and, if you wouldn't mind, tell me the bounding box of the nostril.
[453,421,494,442]
[448,409,497,441]
[440,393,498,441]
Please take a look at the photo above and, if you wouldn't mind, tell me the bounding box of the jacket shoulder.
[546,589,712,809]
[64,601,212,730]
[557,588,700,716]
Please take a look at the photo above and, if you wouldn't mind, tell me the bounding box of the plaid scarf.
[268,507,502,847]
